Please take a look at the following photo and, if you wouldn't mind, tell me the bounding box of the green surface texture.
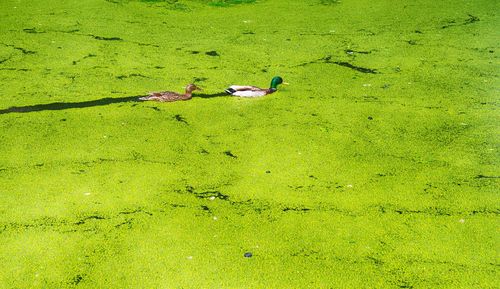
[0,0,498,288]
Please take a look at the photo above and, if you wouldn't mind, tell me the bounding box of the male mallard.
[225,76,287,97]
[139,84,201,102]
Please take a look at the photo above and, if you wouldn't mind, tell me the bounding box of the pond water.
[0,0,498,288]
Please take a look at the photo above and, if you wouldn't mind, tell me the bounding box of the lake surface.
[0,0,498,287]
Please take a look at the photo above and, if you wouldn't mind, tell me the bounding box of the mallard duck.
[139,84,201,102]
[225,76,287,97]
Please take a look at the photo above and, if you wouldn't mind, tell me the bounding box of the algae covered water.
[0,0,498,287]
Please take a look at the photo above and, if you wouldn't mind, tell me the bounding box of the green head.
[270,76,284,89]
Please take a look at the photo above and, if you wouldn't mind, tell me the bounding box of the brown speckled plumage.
[139,84,201,102]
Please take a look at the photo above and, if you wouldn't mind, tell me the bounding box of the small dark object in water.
[244,252,253,258]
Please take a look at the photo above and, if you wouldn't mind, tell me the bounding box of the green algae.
[207,0,256,7]
[0,0,499,288]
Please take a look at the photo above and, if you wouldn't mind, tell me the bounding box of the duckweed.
[0,0,498,288]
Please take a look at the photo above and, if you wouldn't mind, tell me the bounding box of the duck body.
[139,84,201,102]
[225,76,286,98]
[225,86,276,97]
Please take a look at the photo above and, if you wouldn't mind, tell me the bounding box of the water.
[0,0,498,287]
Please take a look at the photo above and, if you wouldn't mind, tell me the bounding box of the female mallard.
[139,84,201,102]
[225,76,287,97]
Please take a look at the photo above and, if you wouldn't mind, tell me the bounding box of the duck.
[225,76,288,97]
[139,84,201,102]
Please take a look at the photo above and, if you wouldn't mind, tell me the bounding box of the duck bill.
[282,82,290,85]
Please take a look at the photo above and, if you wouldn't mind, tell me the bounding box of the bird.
[224,76,287,97]
[139,84,201,102]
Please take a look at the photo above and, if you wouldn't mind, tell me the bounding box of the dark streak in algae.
[224,151,238,158]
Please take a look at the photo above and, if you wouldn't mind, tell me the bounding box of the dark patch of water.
[290,249,322,258]
[475,175,499,179]
[174,114,188,124]
[294,55,379,74]
[116,73,148,79]
[148,106,162,111]
[345,49,371,55]
[223,151,237,158]
[208,0,256,7]
[365,256,384,266]
[205,50,220,57]
[323,56,378,74]
[3,44,36,55]
[115,219,133,229]
[92,35,123,41]
[282,207,311,212]
[75,215,106,225]
[119,209,153,216]
[70,274,84,285]
[200,205,211,212]
[196,190,230,201]
[0,57,11,64]
[193,77,208,82]
[23,28,45,34]
[177,186,231,201]
[320,0,340,5]
[442,14,480,29]
[73,54,97,65]
[396,280,413,289]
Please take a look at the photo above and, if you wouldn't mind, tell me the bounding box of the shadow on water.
[0,93,228,114]
[195,92,227,99]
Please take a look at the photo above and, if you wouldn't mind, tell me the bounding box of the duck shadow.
[195,92,227,99]
[0,92,228,114]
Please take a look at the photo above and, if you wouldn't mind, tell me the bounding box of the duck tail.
[225,87,236,94]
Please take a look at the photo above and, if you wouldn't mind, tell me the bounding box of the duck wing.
[231,89,268,97]
[139,91,186,102]
[225,85,264,95]
[227,85,262,91]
